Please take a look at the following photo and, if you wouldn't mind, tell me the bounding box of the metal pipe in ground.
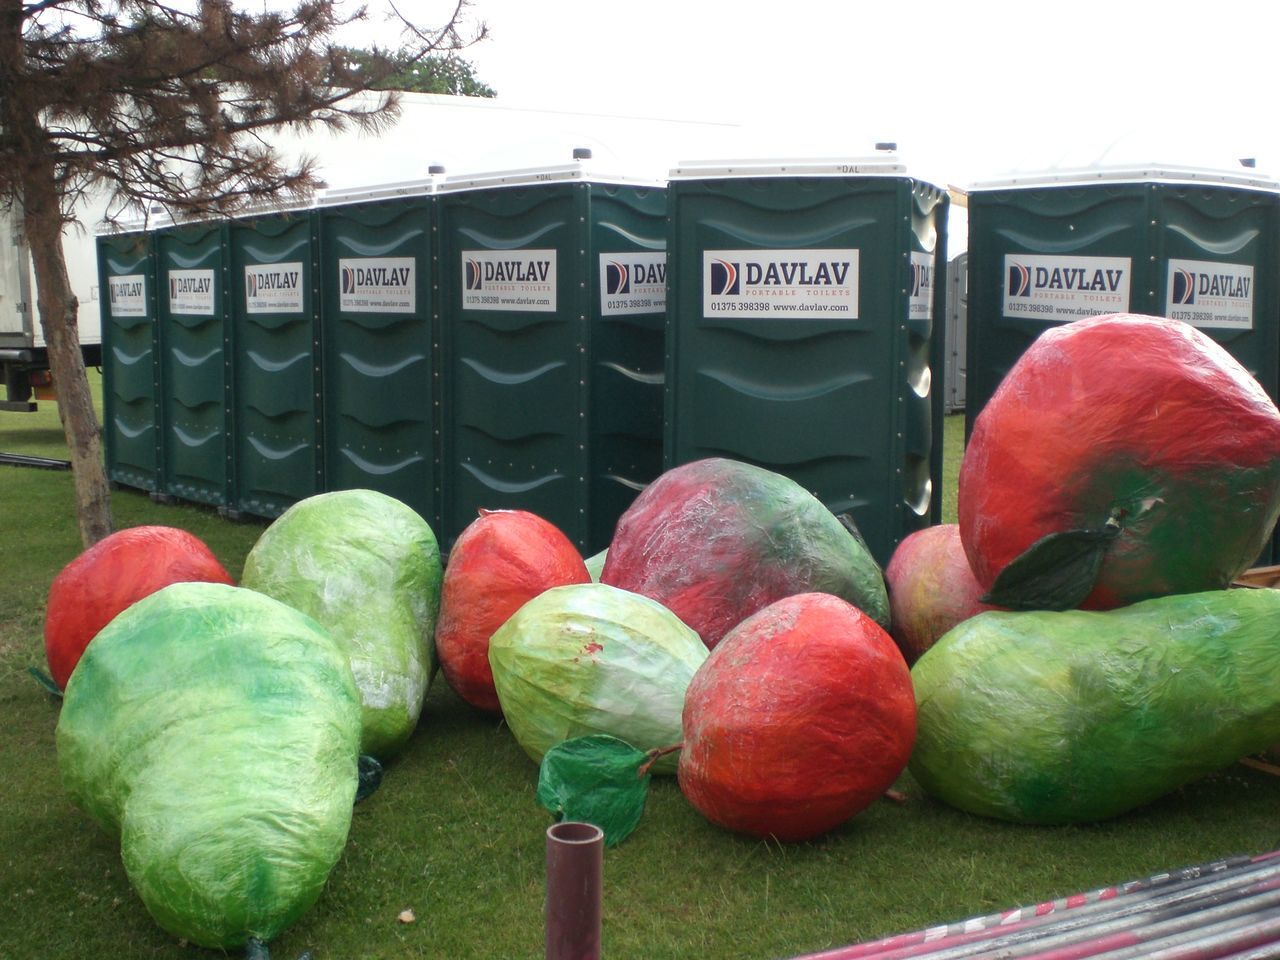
[545,821,603,960]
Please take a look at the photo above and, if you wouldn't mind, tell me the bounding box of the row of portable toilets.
[96,156,1280,563]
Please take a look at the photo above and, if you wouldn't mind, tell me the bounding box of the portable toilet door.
[226,208,322,519]
[436,159,667,553]
[154,219,231,509]
[97,229,161,493]
[315,182,439,530]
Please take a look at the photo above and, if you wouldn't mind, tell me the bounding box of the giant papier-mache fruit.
[909,588,1280,825]
[959,313,1280,611]
[241,489,442,760]
[44,525,234,690]
[488,582,708,774]
[885,524,996,664]
[436,509,590,712]
[679,593,915,842]
[601,458,889,649]
[57,582,362,950]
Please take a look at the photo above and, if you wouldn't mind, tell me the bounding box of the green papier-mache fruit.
[57,582,361,950]
[241,489,442,759]
[489,583,707,774]
[910,589,1280,824]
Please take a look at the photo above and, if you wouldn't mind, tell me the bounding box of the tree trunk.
[21,176,114,547]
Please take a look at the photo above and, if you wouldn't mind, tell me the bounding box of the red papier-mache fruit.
[678,592,916,842]
[885,524,997,664]
[601,458,889,650]
[44,525,235,689]
[960,313,1280,612]
[435,509,590,712]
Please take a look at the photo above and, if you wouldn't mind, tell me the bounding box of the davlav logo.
[911,259,933,298]
[464,255,554,286]
[1172,264,1251,304]
[606,261,630,294]
[1008,261,1032,298]
[606,258,666,295]
[341,262,411,294]
[711,255,851,295]
[709,259,740,296]
[109,278,143,302]
[170,274,211,297]
[1006,259,1126,295]
[247,272,258,298]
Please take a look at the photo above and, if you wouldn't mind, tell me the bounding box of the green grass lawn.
[1,399,1277,960]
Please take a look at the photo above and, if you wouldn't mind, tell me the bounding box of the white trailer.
[0,202,104,411]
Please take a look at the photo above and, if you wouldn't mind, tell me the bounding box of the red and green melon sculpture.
[44,525,234,690]
[960,313,1280,611]
[602,458,889,648]
[678,592,915,842]
[435,509,590,712]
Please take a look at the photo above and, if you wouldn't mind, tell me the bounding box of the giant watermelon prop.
[241,489,442,760]
[679,593,915,842]
[57,582,361,950]
[44,525,234,690]
[488,582,707,774]
[601,458,889,648]
[910,589,1280,824]
[960,313,1280,611]
[435,509,590,712]
[885,524,996,664]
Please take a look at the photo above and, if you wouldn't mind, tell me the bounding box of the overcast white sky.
[427,0,1280,186]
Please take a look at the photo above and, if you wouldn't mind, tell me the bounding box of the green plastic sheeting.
[241,489,443,760]
[910,588,1280,824]
[56,582,362,950]
[537,735,653,847]
[489,583,706,774]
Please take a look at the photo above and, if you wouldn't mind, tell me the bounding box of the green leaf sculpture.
[536,735,654,847]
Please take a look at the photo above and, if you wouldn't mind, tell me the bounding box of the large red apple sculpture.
[435,509,590,712]
[678,592,915,842]
[960,314,1280,611]
[44,525,234,689]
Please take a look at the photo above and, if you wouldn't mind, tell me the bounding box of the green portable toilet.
[315,180,439,529]
[97,227,160,492]
[226,207,321,519]
[154,218,231,508]
[436,157,668,553]
[966,165,1280,424]
[664,159,949,566]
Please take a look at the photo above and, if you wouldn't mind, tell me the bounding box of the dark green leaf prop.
[28,666,62,698]
[536,735,654,847]
[982,510,1124,611]
[355,755,384,803]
